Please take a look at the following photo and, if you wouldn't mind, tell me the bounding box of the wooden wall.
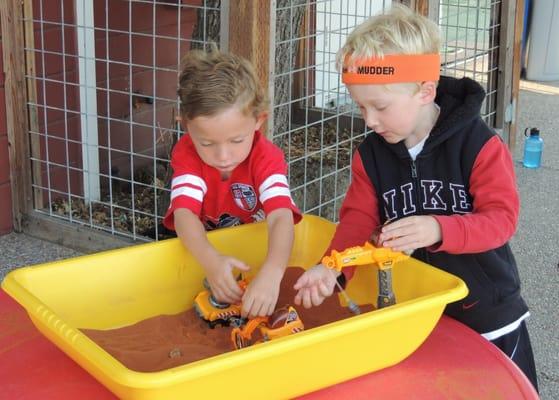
[0,26,13,234]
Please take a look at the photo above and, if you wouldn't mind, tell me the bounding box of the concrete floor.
[510,80,559,399]
[1,80,558,399]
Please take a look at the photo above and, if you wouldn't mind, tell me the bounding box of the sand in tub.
[82,267,373,372]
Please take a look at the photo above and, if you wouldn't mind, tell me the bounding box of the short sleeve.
[251,138,302,224]
[162,136,206,230]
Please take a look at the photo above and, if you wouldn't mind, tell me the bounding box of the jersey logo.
[230,183,257,211]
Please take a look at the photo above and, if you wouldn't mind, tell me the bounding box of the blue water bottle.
[523,127,543,168]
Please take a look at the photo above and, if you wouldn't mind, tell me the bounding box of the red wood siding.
[29,1,198,199]
[93,2,198,180]
[1,1,202,235]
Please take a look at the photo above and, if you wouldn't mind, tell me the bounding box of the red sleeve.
[162,136,206,231]
[326,151,381,280]
[252,137,302,224]
[431,135,519,253]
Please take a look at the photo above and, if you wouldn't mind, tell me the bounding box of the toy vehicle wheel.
[209,295,230,309]
[210,318,231,329]
[208,320,220,329]
[229,316,246,328]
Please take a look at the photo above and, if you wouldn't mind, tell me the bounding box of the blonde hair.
[337,4,441,92]
[178,46,268,120]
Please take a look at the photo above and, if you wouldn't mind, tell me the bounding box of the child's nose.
[364,110,379,130]
[215,145,230,162]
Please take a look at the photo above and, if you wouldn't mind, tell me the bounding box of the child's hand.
[241,267,283,318]
[378,215,441,252]
[205,255,250,304]
[293,264,339,309]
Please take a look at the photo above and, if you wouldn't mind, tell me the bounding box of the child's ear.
[418,81,437,104]
[255,112,268,130]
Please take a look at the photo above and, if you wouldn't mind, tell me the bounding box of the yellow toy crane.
[322,242,410,309]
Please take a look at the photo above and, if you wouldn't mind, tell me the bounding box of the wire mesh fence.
[439,0,502,126]
[271,0,388,222]
[26,0,217,241]
[20,0,503,242]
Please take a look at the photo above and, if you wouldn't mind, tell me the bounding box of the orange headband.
[342,54,441,84]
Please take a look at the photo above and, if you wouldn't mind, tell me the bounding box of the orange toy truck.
[231,306,304,349]
[194,279,248,328]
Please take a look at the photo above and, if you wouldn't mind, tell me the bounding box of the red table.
[0,290,538,400]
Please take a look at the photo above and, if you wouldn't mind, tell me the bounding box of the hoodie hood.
[381,76,487,159]
[429,76,486,144]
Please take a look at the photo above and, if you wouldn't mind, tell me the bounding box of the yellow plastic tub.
[2,215,467,400]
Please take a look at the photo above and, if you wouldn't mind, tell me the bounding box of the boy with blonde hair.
[164,48,301,318]
[293,5,538,390]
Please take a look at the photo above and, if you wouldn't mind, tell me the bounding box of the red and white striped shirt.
[163,131,301,231]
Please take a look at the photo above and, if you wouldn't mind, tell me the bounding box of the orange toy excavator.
[322,241,410,309]
[322,241,409,271]
[231,306,304,349]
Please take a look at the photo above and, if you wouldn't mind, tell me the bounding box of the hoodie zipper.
[410,159,429,262]
[410,160,418,179]
[409,159,422,215]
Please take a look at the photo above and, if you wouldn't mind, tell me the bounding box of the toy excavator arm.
[321,241,409,272]
[231,316,268,349]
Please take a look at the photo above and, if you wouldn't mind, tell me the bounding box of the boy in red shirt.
[164,48,301,318]
[293,5,538,390]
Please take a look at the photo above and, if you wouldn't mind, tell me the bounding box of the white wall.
[315,0,390,108]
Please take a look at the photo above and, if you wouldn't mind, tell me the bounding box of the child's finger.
[382,235,418,251]
[254,299,269,317]
[241,294,255,318]
[294,288,310,306]
[379,229,410,247]
[382,217,412,231]
[258,300,272,317]
[263,302,273,317]
[293,273,310,290]
[301,288,313,309]
[324,269,338,287]
[294,290,302,306]
[230,258,251,271]
[380,221,408,241]
[225,280,243,299]
[225,291,242,304]
[213,287,237,304]
[249,302,262,318]
[317,279,333,297]
[310,286,324,307]
[264,301,275,317]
